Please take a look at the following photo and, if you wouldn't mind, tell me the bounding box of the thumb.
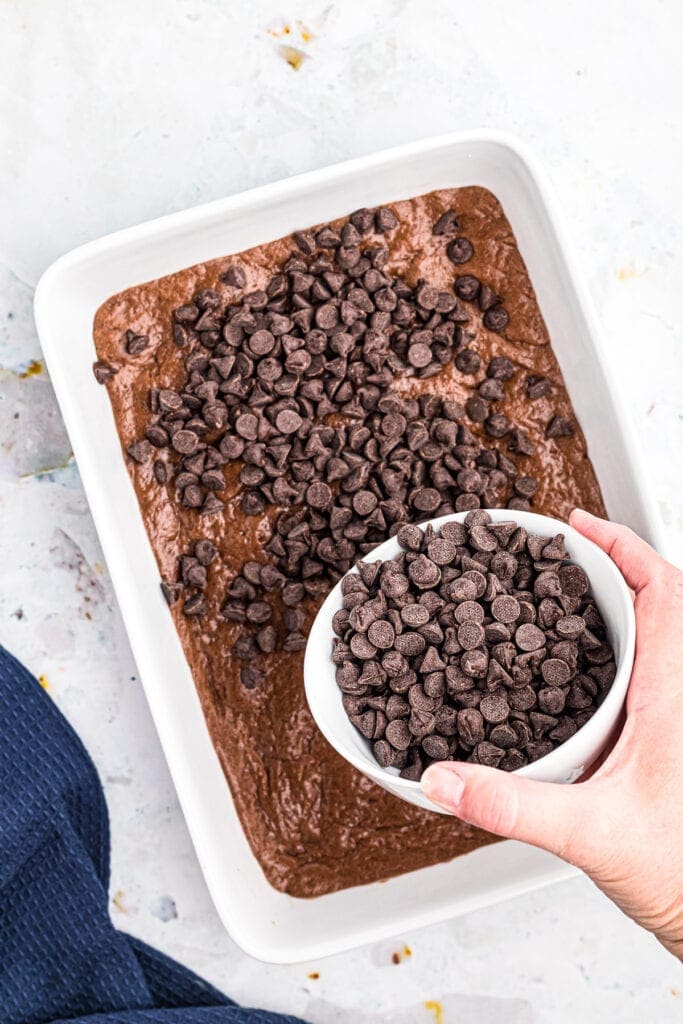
[422,761,588,865]
[569,508,668,594]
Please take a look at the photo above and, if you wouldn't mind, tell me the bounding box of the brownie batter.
[93,186,606,897]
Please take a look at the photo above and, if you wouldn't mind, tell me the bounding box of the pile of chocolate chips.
[332,511,615,779]
[95,204,574,685]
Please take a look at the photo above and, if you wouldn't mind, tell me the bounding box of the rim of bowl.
[304,510,636,791]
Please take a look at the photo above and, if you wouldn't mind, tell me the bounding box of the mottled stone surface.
[0,1,681,1021]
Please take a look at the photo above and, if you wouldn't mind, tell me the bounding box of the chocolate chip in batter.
[546,415,575,439]
[375,207,399,233]
[483,306,509,333]
[526,375,551,400]
[93,360,117,384]
[222,264,247,288]
[127,440,153,463]
[446,237,474,265]
[429,208,458,235]
[125,330,150,356]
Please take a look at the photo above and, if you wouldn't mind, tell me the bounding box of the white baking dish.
[34,131,664,964]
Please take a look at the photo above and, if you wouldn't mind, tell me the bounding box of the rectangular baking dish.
[34,131,664,963]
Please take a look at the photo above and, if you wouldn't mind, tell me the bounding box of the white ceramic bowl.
[305,509,635,814]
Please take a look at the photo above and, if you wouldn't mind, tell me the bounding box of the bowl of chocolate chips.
[304,509,635,813]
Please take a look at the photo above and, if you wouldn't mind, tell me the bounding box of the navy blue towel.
[0,646,306,1024]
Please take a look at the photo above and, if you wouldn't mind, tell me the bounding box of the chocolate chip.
[222,264,247,287]
[382,572,410,599]
[127,440,153,463]
[306,481,332,510]
[480,694,509,724]
[375,207,398,233]
[146,425,170,448]
[484,413,511,438]
[515,623,546,652]
[461,570,486,598]
[412,487,442,513]
[249,329,276,356]
[408,555,441,589]
[433,210,460,236]
[172,430,199,455]
[426,538,457,565]
[400,603,430,627]
[367,619,395,649]
[534,571,562,599]
[419,646,446,675]
[446,237,474,265]
[491,595,520,624]
[385,718,412,750]
[397,524,423,551]
[454,275,480,301]
[514,476,538,498]
[275,409,303,435]
[161,581,181,605]
[558,564,589,597]
[475,741,504,767]
[183,484,204,508]
[283,632,307,652]
[183,593,206,616]
[422,734,450,760]
[454,348,481,374]
[353,489,378,516]
[546,415,574,439]
[395,632,427,658]
[240,666,263,689]
[461,648,489,678]
[373,739,394,768]
[556,615,586,640]
[93,360,117,384]
[526,375,551,400]
[235,413,258,440]
[465,397,488,422]
[125,330,149,355]
[454,600,484,625]
[483,306,509,332]
[407,343,432,369]
[458,621,485,650]
[350,633,377,659]
[489,723,517,749]
[469,524,497,553]
[457,708,485,746]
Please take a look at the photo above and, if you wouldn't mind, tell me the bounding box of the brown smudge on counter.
[424,1001,444,1024]
[111,889,130,915]
[278,44,307,70]
[391,944,413,964]
[19,359,44,378]
[93,186,606,898]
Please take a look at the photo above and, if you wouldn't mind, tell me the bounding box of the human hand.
[422,510,683,959]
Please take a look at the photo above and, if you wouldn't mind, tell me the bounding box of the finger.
[422,761,590,865]
[569,509,667,594]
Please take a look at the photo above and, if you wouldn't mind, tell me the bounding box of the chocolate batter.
[93,187,606,897]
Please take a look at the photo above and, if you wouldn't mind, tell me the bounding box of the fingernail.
[422,765,466,810]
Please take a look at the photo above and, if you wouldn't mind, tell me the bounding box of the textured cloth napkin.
[0,645,306,1024]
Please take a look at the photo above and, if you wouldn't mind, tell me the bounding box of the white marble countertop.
[1,1,681,1020]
